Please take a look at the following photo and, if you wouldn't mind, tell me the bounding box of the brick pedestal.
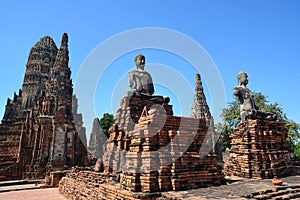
[224,119,293,179]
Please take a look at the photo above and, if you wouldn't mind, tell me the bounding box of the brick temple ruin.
[59,55,224,199]
[1,34,299,199]
[0,33,88,181]
[58,59,299,199]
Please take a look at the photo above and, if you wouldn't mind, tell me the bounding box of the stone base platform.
[58,171,300,199]
[59,169,223,200]
[59,171,162,200]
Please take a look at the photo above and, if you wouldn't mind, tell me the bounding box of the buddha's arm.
[148,75,154,95]
[128,72,135,90]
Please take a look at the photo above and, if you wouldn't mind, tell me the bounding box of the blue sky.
[1,1,299,139]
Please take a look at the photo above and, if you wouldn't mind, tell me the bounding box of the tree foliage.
[294,142,300,158]
[285,120,300,146]
[99,113,114,138]
[217,91,300,153]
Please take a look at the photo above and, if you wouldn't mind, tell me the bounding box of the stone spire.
[191,73,223,161]
[43,33,78,168]
[88,118,106,159]
[191,73,212,125]
[45,33,73,121]
[49,33,71,83]
[52,33,69,70]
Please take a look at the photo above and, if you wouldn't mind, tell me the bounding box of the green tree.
[294,142,300,158]
[99,113,114,138]
[217,92,300,153]
[285,120,300,146]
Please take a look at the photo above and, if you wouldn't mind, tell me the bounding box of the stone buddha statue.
[233,71,277,121]
[128,54,169,103]
[129,54,154,95]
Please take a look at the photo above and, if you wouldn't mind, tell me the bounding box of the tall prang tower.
[0,33,87,181]
[2,36,58,124]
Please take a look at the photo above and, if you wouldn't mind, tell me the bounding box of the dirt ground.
[0,188,67,200]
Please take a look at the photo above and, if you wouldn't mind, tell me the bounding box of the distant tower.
[89,118,106,159]
[191,73,212,124]
[191,73,222,161]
